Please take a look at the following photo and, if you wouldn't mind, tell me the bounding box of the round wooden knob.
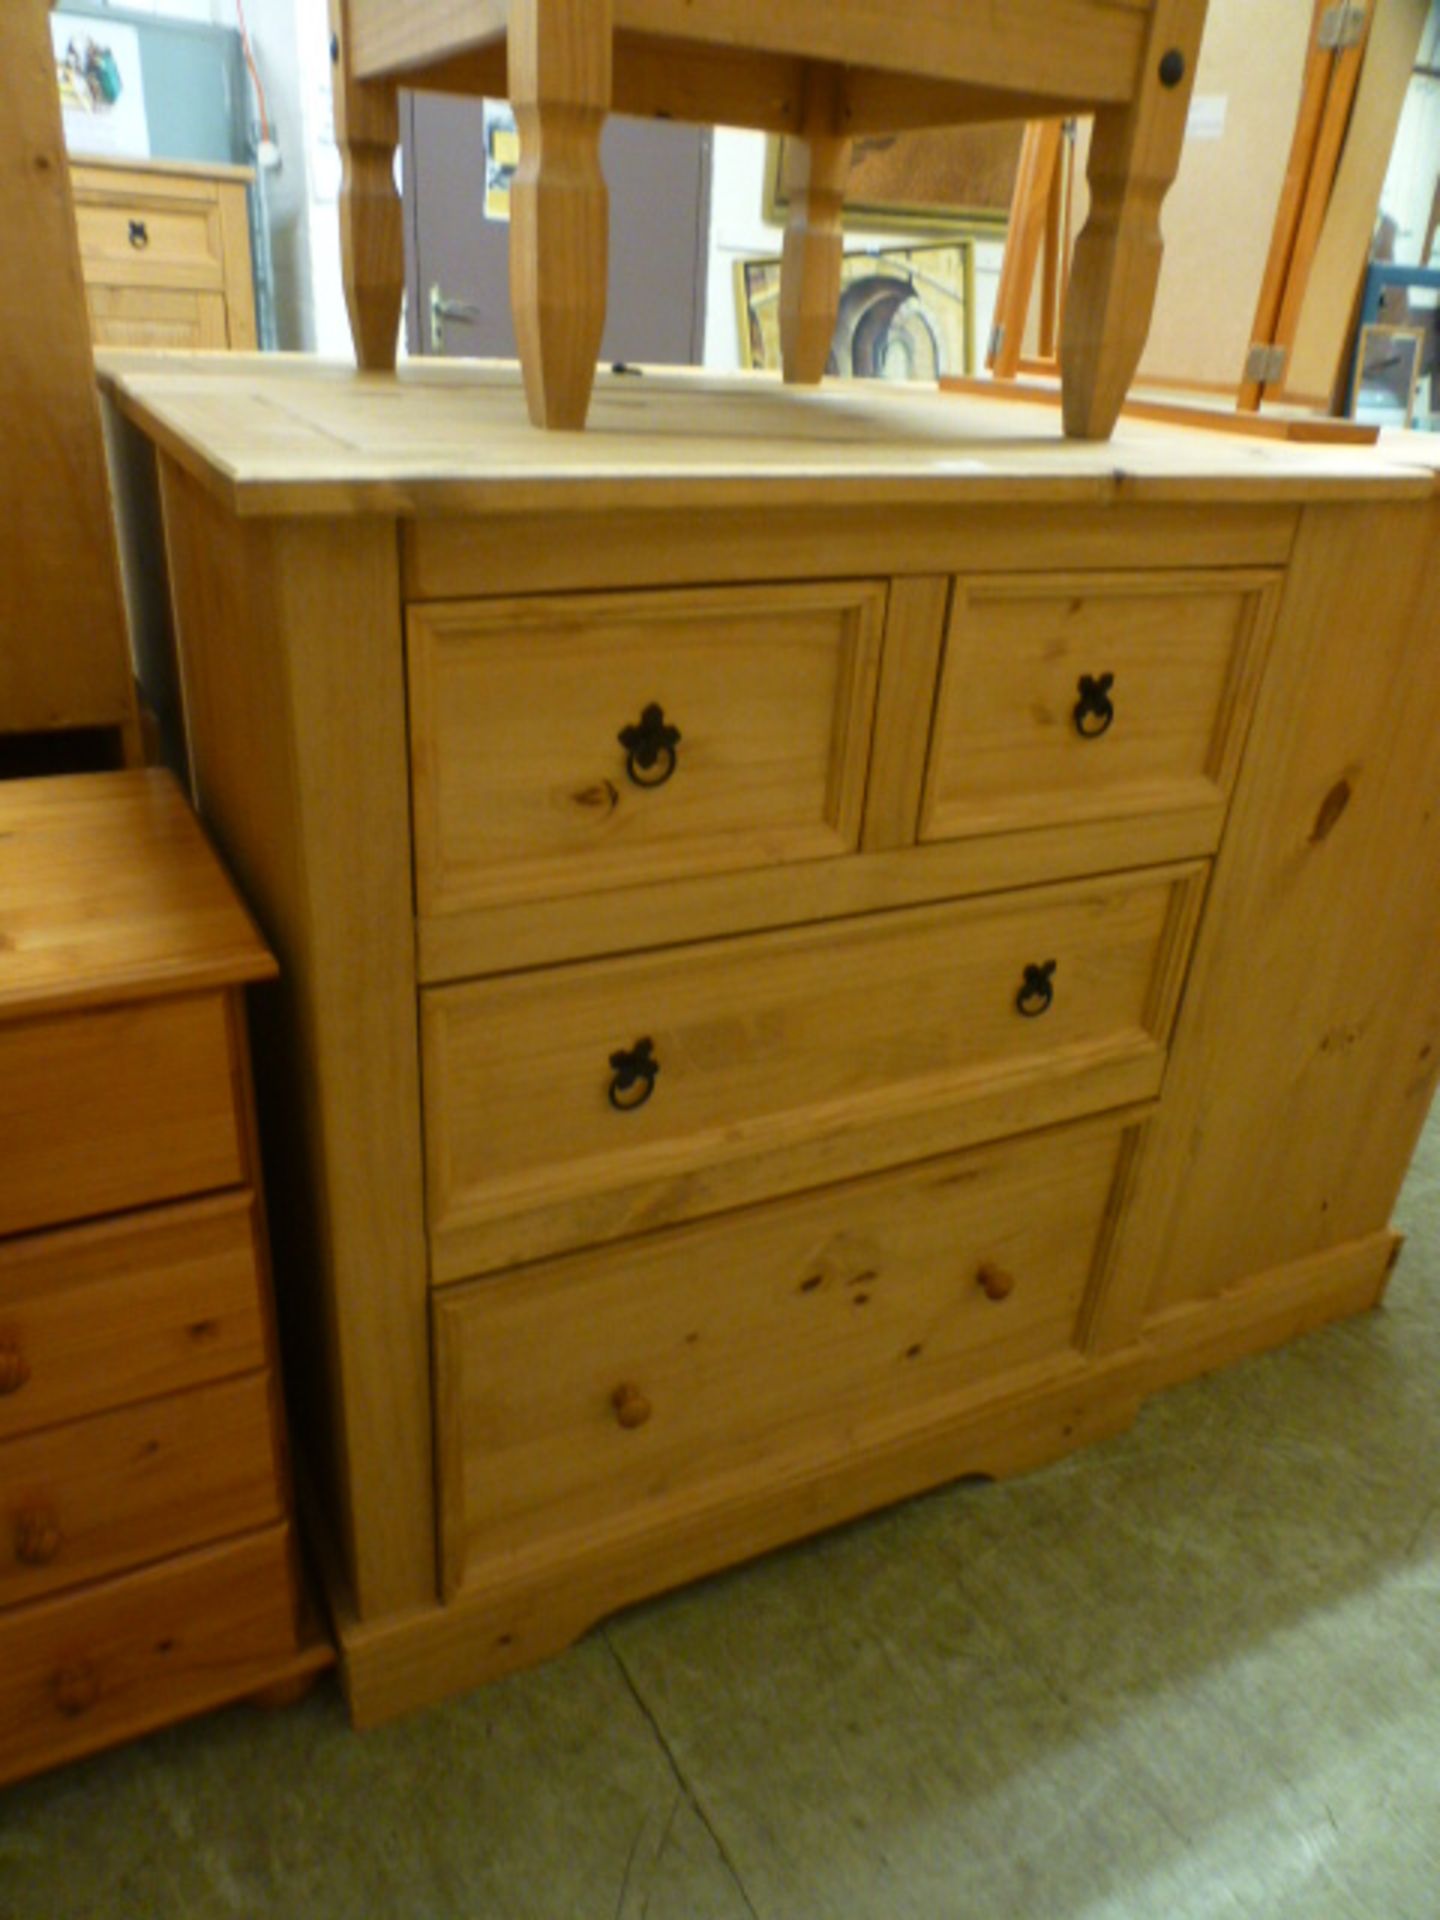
[611,1383,652,1430]
[0,1340,30,1396]
[976,1263,1016,1303]
[15,1507,62,1567]
[52,1661,100,1717]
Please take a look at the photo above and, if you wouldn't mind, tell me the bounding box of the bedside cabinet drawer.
[0,1527,297,1790]
[86,284,230,350]
[73,191,223,290]
[920,572,1280,845]
[0,992,245,1239]
[407,582,885,915]
[435,1111,1142,1592]
[0,1195,267,1443]
[0,1373,279,1609]
[423,864,1203,1276]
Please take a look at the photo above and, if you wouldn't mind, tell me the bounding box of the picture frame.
[763,126,1022,238]
[1350,323,1425,427]
[735,241,975,382]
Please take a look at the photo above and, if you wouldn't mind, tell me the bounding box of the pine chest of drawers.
[101,358,1440,1727]
[0,772,325,1783]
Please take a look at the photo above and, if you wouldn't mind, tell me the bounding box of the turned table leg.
[509,0,612,430]
[1059,0,1205,438]
[780,71,850,385]
[328,0,403,370]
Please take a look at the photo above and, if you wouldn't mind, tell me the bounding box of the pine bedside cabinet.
[99,355,1440,1729]
[0,771,326,1786]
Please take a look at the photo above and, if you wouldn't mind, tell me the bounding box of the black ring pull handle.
[1073,673,1115,739]
[618,704,681,789]
[128,219,149,250]
[1016,960,1057,1019]
[608,1037,659,1112]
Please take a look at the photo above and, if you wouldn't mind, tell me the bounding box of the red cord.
[234,0,272,147]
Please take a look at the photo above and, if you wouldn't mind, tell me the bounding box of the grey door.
[402,93,711,363]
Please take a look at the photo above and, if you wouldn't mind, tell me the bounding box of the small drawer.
[0,1526,297,1789]
[0,1373,280,1609]
[423,864,1203,1276]
[86,284,229,351]
[435,1111,1141,1592]
[0,991,245,1239]
[72,191,223,290]
[407,582,885,915]
[0,1194,267,1444]
[920,571,1280,845]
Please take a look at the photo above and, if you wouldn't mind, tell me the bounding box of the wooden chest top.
[98,356,1430,520]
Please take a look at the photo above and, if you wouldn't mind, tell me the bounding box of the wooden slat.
[418,805,1226,981]
[404,499,1301,597]
[1236,0,1331,409]
[860,576,950,853]
[349,0,1146,102]
[1266,8,1373,388]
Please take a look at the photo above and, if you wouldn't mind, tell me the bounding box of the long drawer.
[435,1110,1142,1594]
[0,1194,267,1443]
[0,1526,297,1789]
[407,581,886,915]
[0,992,245,1239]
[72,187,224,291]
[0,1373,279,1608]
[423,863,1204,1276]
[920,571,1280,844]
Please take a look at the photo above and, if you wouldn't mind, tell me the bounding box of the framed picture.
[764,126,1022,237]
[736,241,974,381]
[1350,324,1425,427]
[1349,263,1439,429]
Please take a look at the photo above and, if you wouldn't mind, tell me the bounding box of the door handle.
[428,283,484,352]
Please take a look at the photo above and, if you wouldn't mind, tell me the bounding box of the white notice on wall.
[51,14,151,160]
[1186,94,1228,142]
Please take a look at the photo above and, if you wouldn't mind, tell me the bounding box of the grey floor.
[8,1117,1440,1920]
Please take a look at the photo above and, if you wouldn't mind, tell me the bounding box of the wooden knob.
[976,1263,1016,1303]
[15,1507,62,1567]
[611,1383,652,1430]
[52,1661,100,1717]
[0,1339,30,1396]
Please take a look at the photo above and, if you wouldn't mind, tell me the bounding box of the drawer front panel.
[436,1112,1140,1589]
[921,572,1280,844]
[73,194,223,289]
[0,992,245,1239]
[86,285,230,350]
[424,865,1201,1275]
[408,582,885,915]
[0,1526,296,1789]
[0,1373,279,1608]
[0,1195,266,1443]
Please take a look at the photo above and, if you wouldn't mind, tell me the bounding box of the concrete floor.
[7,1114,1440,1920]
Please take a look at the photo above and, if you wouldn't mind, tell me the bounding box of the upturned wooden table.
[327,0,1209,433]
